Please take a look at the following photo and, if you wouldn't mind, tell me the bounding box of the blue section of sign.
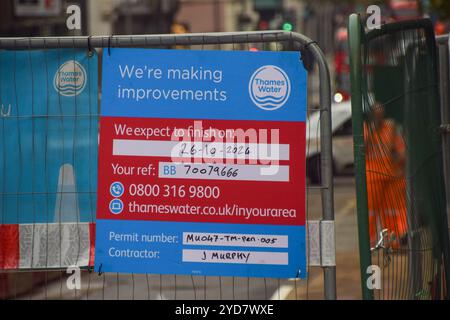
[94,220,306,278]
[0,50,99,224]
[101,49,307,122]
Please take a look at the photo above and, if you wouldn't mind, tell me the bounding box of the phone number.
[128,184,220,199]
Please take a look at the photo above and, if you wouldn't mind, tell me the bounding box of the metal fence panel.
[437,34,450,241]
[348,15,450,300]
[0,31,335,300]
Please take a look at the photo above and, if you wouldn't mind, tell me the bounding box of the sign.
[0,49,98,269]
[14,0,62,17]
[95,49,307,278]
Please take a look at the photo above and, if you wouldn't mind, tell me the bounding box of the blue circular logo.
[110,181,124,198]
[249,65,291,111]
[109,199,124,215]
[53,60,87,97]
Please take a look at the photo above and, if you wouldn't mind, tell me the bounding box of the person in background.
[364,103,408,249]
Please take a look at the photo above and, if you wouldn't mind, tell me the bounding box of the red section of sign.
[97,117,306,226]
[89,223,96,267]
[0,225,19,269]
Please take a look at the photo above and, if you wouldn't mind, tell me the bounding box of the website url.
[127,201,297,220]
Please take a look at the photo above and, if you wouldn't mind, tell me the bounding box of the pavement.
[10,176,361,300]
[282,176,362,300]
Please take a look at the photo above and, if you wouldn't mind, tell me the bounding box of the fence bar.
[305,38,336,301]
[348,14,374,300]
[0,30,336,299]
[0,31,296,49]
[438,34,450,242]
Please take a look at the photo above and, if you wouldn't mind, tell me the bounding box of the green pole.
[348,13,374,300]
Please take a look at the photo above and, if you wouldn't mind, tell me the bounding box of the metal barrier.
[349,15,450,300]
[437,34,450,236]
[0,31,336,300]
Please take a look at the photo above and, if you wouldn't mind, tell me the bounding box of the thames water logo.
[249,65,291,111]
[53,60,86,97]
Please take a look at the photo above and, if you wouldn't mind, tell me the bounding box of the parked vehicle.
[306,101,353,184]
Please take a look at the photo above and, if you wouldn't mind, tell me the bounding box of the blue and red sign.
[0,49,98,270]
[95,49,307,278]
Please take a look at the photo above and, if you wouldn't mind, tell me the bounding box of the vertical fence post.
[438,35,450,298]
[316,44,336,301]
[297,35,337,300]
[348,14,374,300]
[438,36,450,237]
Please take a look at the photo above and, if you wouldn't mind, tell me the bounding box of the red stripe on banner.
[0,224,19,270]
[89,223,96,267]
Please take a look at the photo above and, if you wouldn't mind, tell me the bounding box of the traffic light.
[282,22,293,31]
[258,19,270,30]
[281,9,297,32]
[253,0,281,31]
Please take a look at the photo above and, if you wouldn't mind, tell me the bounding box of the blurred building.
[0,0,182,36]
[0,0,341,53]
[88,0,179,35]
[0,0,88,36]
[88,0,227,35]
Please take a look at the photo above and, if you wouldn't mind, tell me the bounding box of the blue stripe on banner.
[101,49,307,122]
[94,219,306,278]
[0,49,99,224]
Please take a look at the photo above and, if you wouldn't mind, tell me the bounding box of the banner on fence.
[95,48,307,278]
[0,49,98,269]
